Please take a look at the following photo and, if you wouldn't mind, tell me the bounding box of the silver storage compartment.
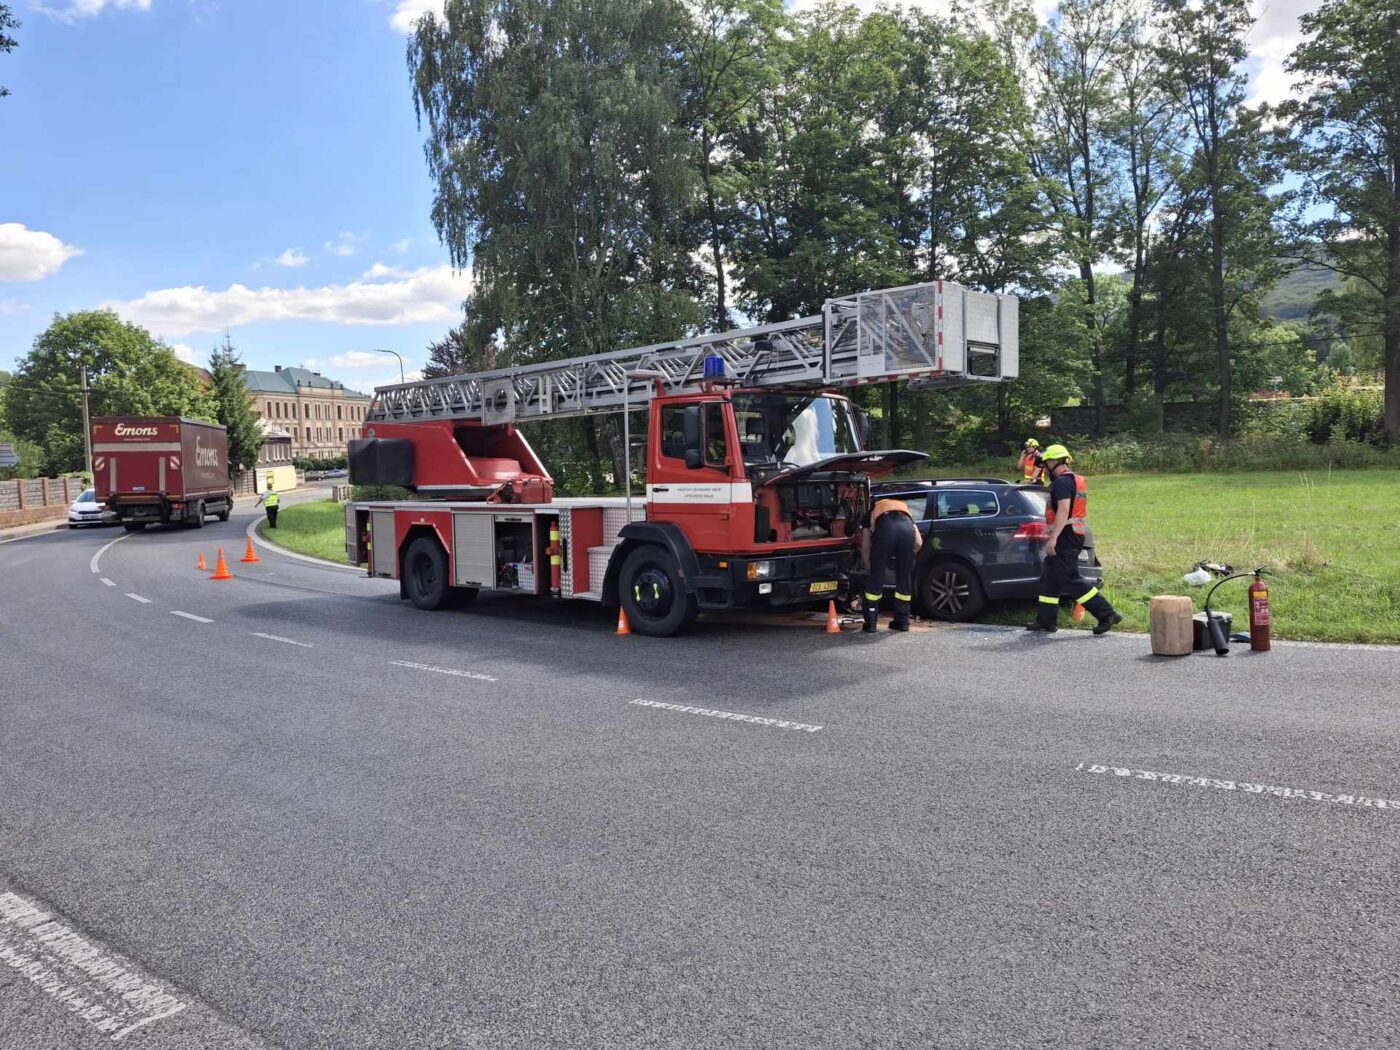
[452,513,493,588]
[370,511,396,577]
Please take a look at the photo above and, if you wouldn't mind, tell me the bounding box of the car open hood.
[755,449,928,487]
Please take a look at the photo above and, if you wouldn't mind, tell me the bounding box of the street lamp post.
[371,348,406,385]
[622,368,667,522]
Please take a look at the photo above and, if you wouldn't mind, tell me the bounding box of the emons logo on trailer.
[113,424,160,438]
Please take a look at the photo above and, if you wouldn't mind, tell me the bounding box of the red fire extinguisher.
[1248,569,1271,652]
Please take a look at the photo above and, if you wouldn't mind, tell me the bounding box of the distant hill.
[1261,263,1342,321]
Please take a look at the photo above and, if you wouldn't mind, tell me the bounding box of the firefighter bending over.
[1026,444,1122,635]
[861,498,922,633]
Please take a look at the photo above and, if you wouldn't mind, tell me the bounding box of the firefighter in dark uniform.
[1026,444,1122,634]
[861,498,922,633]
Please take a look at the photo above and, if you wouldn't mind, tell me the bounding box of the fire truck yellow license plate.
[809,581,839,595]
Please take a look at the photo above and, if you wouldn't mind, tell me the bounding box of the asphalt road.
[2,493,1399,1049]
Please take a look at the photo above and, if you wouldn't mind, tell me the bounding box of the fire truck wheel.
[619,545,697,637]
[403,536,451,611]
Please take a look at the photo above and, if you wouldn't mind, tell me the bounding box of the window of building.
[305,426,311,442]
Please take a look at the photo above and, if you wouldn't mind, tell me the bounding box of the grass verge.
[264,500,350,564]
[265,477,1399,643]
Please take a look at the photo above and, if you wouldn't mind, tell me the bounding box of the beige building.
[244,366,373,459]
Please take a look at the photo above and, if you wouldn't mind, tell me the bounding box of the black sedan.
[869,478,1105,620]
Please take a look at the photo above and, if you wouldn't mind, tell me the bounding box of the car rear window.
[935,490,999,518]
[79,490,95,503]
[1008,488,1048,516]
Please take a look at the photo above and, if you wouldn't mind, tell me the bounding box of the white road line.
[1077,762,1400,810]
[99,578,116,587]
[171,610,213,623]
[246,517,363,573]
[0,891,188,1041]
[389,659,498,682]
[628,698,823,732]
[89,531,133,574]
[125,593,152,604]
[251,632,314,648]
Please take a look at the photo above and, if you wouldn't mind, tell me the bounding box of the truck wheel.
[403,536,450,611]
[189,501,206,528]
[217,503,230,523]
[619,545,697,637]
[123,522,146,533]
[918,559,986,621]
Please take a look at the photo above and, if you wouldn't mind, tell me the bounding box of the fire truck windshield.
[731,393,862,474]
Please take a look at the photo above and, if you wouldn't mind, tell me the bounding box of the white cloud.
[392,238,413,254]
[1245,0,1322,107]
[170,343,208,368]
[325,231,361,257]
[102,265,473,338]
[0,300,31,316]
[0,224,83,282]
[33,0,150,21]
[390,0,444,32]
[364,261,412,280]
[331,351,418,371]
[275,248,310,268]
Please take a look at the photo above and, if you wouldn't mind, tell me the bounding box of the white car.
[67,489,112,528]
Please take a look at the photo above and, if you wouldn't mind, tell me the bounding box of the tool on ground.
[240,537,261,564]
[210,548,233,581]
[197,552,206,571]
[1195,567,1271,656]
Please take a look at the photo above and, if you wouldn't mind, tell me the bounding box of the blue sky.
[0,0,1314,395]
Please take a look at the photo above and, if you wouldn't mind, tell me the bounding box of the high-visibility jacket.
[870,498,911,529]
[1045,472,1087,536]
[1018,452,1041,483]
[263,491,280,508]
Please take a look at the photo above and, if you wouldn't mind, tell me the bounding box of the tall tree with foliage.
[1280,0,1400,440]
[0,3,17,100]
[208,334,263,472]
[2,311,214,476]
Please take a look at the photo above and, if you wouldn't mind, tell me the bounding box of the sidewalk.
[0,518,79,543]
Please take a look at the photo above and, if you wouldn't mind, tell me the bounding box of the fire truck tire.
[619,545,697,637]
[403,536,451,611]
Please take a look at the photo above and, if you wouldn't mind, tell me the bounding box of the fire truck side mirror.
[853,406,871,446]
[682,406,704,470]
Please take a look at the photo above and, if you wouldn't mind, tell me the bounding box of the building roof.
[243,365,370,399]
[256,419,294,440]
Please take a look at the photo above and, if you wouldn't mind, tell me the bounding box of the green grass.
[267,478,1400,643]
[983,469,1400,644]
[265,500,350,564]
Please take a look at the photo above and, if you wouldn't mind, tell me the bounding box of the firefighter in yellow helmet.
[1026,444,1121,634]
[1017,438,1046,485]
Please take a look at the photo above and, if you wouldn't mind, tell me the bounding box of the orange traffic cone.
[241,536,261,564]
[1072,603,1085,622]
[210,548,233,581]
[825,600,842,634]
[197,552,206,571]
[616,608,632,635]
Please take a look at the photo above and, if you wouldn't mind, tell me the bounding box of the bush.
[1307,379,1384,445]
[351,484,415,501]
[295,454,349,471]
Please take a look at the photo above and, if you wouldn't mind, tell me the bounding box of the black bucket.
[1193,611,1232,651]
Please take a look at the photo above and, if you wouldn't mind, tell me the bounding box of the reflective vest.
[263,491,280,508]
[1019,452,1041,483]
[870,498,911,529]
[1044,472,1087,536]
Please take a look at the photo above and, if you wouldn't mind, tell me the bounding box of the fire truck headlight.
[746,561,773,580]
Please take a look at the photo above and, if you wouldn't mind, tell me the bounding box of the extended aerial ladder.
[346,280,1019,636]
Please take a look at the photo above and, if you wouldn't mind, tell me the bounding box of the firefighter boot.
[1079,589,1122,635]
[890,597,911,632]
[1026,596,1059,633]
[862,603,879,633]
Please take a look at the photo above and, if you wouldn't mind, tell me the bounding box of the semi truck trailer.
[93,416,235,531]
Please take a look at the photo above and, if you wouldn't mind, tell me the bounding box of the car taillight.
[1014,521,1049,541]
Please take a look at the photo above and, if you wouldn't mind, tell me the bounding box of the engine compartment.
[755,473,868,543]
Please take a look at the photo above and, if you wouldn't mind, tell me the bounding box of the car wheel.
[619,545,697,637]
[68,523,78,529]
[403,536,450,611]
[918,560,986,621]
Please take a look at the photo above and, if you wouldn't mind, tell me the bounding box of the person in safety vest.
[255,484,280,529]
[1017,438,1045,485]
[1026,444,1122,635]
[860,498,923,633]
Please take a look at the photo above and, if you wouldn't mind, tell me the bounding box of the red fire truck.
[93,416,235,532]
[346,281,1018,635]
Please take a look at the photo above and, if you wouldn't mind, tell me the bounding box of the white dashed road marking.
[0,891,188,1041]
[251,632,314,648]
[99,578,116,587]
[629,698,823,732]
[125,593,151,604]
[390,659,498,682]
[1078,762,1400,810]
[171,610,213,623]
